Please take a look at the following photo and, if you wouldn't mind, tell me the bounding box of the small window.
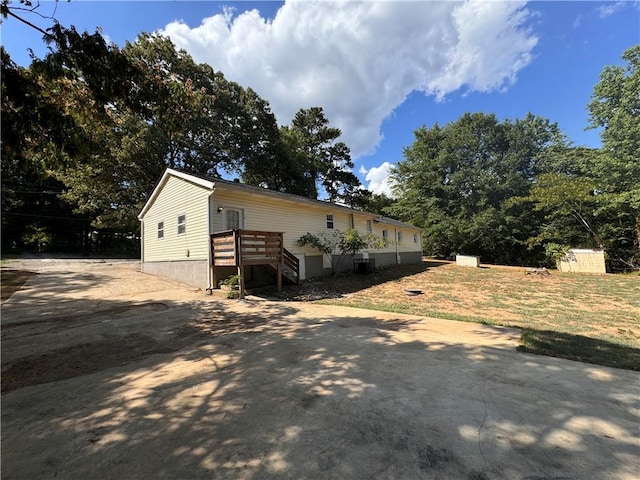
[349,214,355,229]
[326,214,334,229]
[366,219,372,233]
[397,231,403,244]
[177,214,186,235]
[226,209,241,230]
[413,233,418,244]
[382,229,388,246]
[157,222,164,239]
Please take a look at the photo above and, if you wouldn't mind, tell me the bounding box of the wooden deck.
[210,230,299,298]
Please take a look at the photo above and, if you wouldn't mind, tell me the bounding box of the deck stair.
[210,229,299,298]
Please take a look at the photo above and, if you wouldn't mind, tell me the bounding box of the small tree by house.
[297,229,386,275]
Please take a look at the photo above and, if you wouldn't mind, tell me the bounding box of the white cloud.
[159,0,537,158]
[597,1,625,18]
[364,161,395,197]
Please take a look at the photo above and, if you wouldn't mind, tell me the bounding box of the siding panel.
[211,186,421,257]
[142,176,211,262]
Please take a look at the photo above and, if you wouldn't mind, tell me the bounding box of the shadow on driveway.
[1,264,638,480]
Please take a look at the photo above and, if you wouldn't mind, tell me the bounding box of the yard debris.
[524,267,551,276]
[404,288,423,296]
[277,283,345,301]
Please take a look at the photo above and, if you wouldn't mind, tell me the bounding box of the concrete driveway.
[1,260,638,479]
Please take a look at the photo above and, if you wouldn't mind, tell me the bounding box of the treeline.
[1,21,638,269]
[2,28,379,254]
[390,46,639,270]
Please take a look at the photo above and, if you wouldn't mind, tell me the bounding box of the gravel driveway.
[1,259,638,479]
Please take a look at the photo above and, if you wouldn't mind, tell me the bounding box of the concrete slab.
[1,260,639,479]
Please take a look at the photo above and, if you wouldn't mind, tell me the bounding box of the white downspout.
[207,191,215,290]
[140,220,144,271]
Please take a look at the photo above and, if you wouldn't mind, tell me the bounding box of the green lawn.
[290,260,640,370]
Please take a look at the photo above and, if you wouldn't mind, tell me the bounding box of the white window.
[177,214,186,235]
[397,231,403,244]
[413,233,418,244]
[157,222,164,239]
[326,214,334,229]
[226,209,241,230]
[366,219,372,233]
[382,229,388,246]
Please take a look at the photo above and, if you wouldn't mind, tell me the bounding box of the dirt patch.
[1,327,206,393]
[1,269,37,303]
[3,302,169,330]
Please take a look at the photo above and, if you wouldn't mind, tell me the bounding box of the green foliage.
[21,225,52,252]
[219,274,241,298]
[544,243,570,266]
[245,107,363,203]
[342,229,387,254]
[5,8,635,273]
[350,191,395,216]
[297,231,338,257]
[389,112,566,264]
[297,229,385,274]
[1,25,146,252]
[44,34,281,233]
[242,125,314,196]
[587,45,640,268]
[219,274,241,289]
[525,172,602,248]
[226,290,240,299]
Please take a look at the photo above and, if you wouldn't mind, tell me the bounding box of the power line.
[1,190,65,195]
[1,212,90,222]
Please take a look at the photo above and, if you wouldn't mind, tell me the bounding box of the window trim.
[225,208,243,230]
[177,214,186,235]
[326,214,334,229]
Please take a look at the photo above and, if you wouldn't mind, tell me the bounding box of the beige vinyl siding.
[380,226,421,253]
[211,186,421,256]
[142,176,211,261]
[212,188,347,253]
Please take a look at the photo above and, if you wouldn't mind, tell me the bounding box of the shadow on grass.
[282,260,448,300]
[518,329,640,371]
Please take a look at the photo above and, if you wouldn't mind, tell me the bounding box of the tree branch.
[6,9,53,39]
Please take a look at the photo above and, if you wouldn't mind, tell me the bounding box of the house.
[137,168,423,291]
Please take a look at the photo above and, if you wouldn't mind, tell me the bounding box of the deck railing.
[210,229,299,297]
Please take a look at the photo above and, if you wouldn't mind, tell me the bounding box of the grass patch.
[518,329,640,371]
[287,261,640,370]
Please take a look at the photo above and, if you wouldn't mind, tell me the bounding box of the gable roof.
[137,168,215,219]
[139,168,421,231]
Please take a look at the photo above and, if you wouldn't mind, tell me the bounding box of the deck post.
[235,230,245,299]
[276,262,282,294]
[211,229,295,296]
[210,235,217,290]
[277,232,283,294]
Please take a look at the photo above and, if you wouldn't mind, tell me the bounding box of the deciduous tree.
[243,106,364,203]
[389,113,567,264]
[587,45,640,268]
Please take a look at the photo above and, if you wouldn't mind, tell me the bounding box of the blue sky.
[2,1,638,195]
